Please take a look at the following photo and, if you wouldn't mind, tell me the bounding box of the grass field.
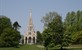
[0,44,82,50]
[0,45,45,50]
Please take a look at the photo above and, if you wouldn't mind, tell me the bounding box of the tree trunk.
[60,46,63,50]
[46,47,48,50]
[60,43,63,50]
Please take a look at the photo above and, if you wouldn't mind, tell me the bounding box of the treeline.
[0,16,21,47]
[36,10,82,50]
[64,11,82,44]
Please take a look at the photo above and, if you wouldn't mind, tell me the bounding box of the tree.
[42,29,52,50]
[37,31,43,44]
[42,12,71,50]
[41,12,59,28]
[48,15,64,50]
[41,12,59,50]
[64,11,77,35]
[64,10,82,44]
[71,31,82,44]
[76,10,82,31]
[0,28,21,47]
[13,21,21,30]
[0,16,12,35]
[20,35,24,44]
[0,16,21,47]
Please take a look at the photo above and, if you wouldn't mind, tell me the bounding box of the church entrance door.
[28,37,31,43]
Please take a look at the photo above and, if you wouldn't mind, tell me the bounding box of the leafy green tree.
[41,12,59,50]
[41,12,59,28]
[0,28,21,47]
[0,16,21,47]
[13,21,21,30]
[0,16,12,35]
[76,10,82,31]
[42,12,71,50]
[64,10,82,44]
[37,31,43,44]
[71,31,82,44]
[48,15,64,50]
[64,11,77,34]
[42,29,52,50]
[20,35,24,44]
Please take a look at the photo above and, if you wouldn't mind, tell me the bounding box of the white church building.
[24,10,37,44]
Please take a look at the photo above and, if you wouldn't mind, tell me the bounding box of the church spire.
[30,9,32,18]
[28,9,34,32]
[29,9,33,25]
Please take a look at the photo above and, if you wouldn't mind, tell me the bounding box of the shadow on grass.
[0,46,20,48]
[50,48,69,50]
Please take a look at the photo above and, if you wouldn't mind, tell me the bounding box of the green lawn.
[0,44,82,50]
[0,45,45,50]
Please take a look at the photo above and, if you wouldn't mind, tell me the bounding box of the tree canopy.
[42,12,70,50]
[64,10,82,44]
[0,16,21,47]
[41,10,82,50]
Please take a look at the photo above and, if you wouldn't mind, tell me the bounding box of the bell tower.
[24,9,37,44]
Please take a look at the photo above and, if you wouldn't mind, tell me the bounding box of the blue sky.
[0,0,82,35]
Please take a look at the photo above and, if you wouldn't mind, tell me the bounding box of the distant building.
[24,10,37,44]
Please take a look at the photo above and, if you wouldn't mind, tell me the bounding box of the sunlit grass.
[0,44,82,50]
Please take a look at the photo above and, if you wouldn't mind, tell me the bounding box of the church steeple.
[29,9,33,25]
[28,9,34,32]
[29,9,32,18]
